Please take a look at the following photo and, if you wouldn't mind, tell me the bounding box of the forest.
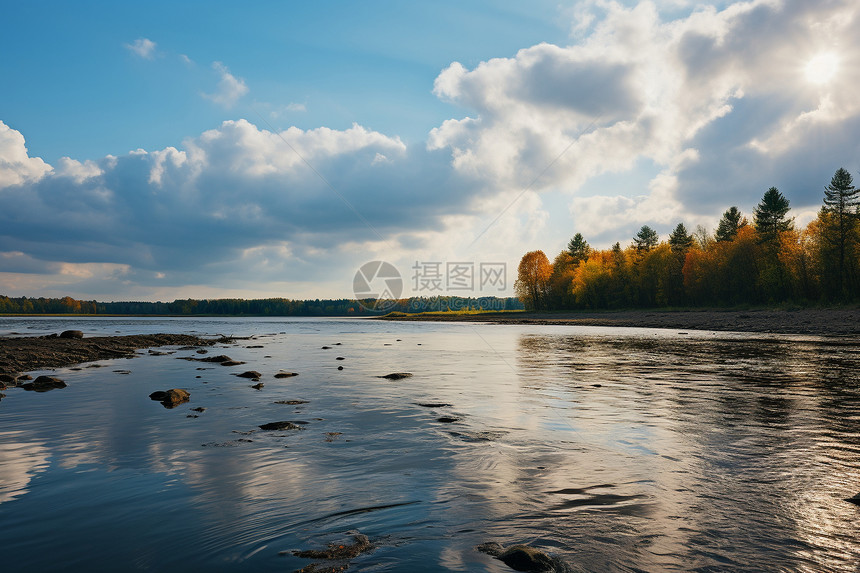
[515,168,860,310]
[0,295,523,316]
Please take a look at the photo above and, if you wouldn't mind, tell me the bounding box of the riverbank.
[379,307,860,337]
[0,333,215,378]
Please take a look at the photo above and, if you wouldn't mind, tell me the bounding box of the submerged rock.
[220,360,245,366]
[250,382,264,390]
[291,533,373,560]
[259,421,305,431]
[274,372,299,378]
[378,372,412,380]
[436,416,459,423]
[59,330,84,339]
[21,375,67,392]
[477,542,566,572]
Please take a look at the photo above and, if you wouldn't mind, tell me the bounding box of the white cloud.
[202,62,249,108]
[125,38,157,59]
[0,121,51,188]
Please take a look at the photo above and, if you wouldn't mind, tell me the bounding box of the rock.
[190,407,206,412]
[220,360,245,366]
[274,372,298,378]
[437,416,459,423]
[379,372,412,380]
[477,542,561,572]
[21,375,67,392]
[59,330,84,339]
[250,382,265,390]
[321,346,332,349]
[337,366,344,370]
[200,355,233,363]
[846,493,860,505]
[0,373,17,385]
[236,371,262,379]
[196,349,208,354]
[259,421,305,431]
[292,533,372,560]
[150,388,190,408]
[336,356,345,360]
[274,400,309,405]
[18,374,32,381]
[416,402,452,408]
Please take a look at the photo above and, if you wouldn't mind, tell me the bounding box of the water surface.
[1,317,858,571]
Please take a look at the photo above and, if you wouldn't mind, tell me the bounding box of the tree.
[633,225,659,252]
[754,187,793,242]
[567,233,591,263]
[715,206,746,242]
[820,167,859,298]
[668,223,693,253]
[514,250,553,311]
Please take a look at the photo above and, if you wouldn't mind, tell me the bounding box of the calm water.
[1,317,859,572]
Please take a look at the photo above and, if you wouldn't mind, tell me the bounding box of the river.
[0,316,858,571]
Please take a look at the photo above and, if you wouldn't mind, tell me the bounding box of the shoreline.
[378,308,860,338]
[0,333,216,379]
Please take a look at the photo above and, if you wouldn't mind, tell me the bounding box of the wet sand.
[0,333,215,377]
[379,308,860,338]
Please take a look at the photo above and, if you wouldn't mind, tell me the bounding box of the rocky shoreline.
[379,307,860,338]
[0,333,217,381]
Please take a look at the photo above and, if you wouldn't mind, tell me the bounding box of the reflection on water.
[0,431,49,504]
[0,317,858,571]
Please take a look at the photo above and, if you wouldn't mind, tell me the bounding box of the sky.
[1,0,859,302]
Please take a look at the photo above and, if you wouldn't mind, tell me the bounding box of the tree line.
[515,168,860,310]
[0,295,522,316]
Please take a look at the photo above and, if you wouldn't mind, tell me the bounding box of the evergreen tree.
[668,223,693,253]
[566,233,591,263]
[753,187,793,242]
[715,206,746,242]
[633,225,659,252]
[821,168,859,298]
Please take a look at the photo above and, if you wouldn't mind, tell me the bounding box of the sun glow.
[804,52,840,85]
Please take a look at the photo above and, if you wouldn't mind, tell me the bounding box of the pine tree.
[715,206,746,242]
[633,225,659,252]
[821,168,859,298]
[668,223,693,253]
[566,233,591,263]
[753,187,793,242]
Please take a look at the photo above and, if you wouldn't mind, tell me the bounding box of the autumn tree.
[715,206,746,242]
[633,225,659,252]
[820,167,859,298]
[514,250,553,311]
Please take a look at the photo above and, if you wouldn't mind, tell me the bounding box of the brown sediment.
[377,308,860,338]
[0,333,216,377]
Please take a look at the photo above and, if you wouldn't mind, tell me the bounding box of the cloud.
[0,121,51,187]
[202,62,249,108]
[125,38,157,59]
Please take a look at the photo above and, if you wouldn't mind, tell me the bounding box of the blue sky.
[1,0,859,301]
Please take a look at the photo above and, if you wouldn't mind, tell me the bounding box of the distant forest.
[515,167,860,310]
[0,295,523,316]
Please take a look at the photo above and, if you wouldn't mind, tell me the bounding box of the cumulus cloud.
[0,121,51,187]
[430,0,860,232]
[203,62,249,108]
[125,38,157,59]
